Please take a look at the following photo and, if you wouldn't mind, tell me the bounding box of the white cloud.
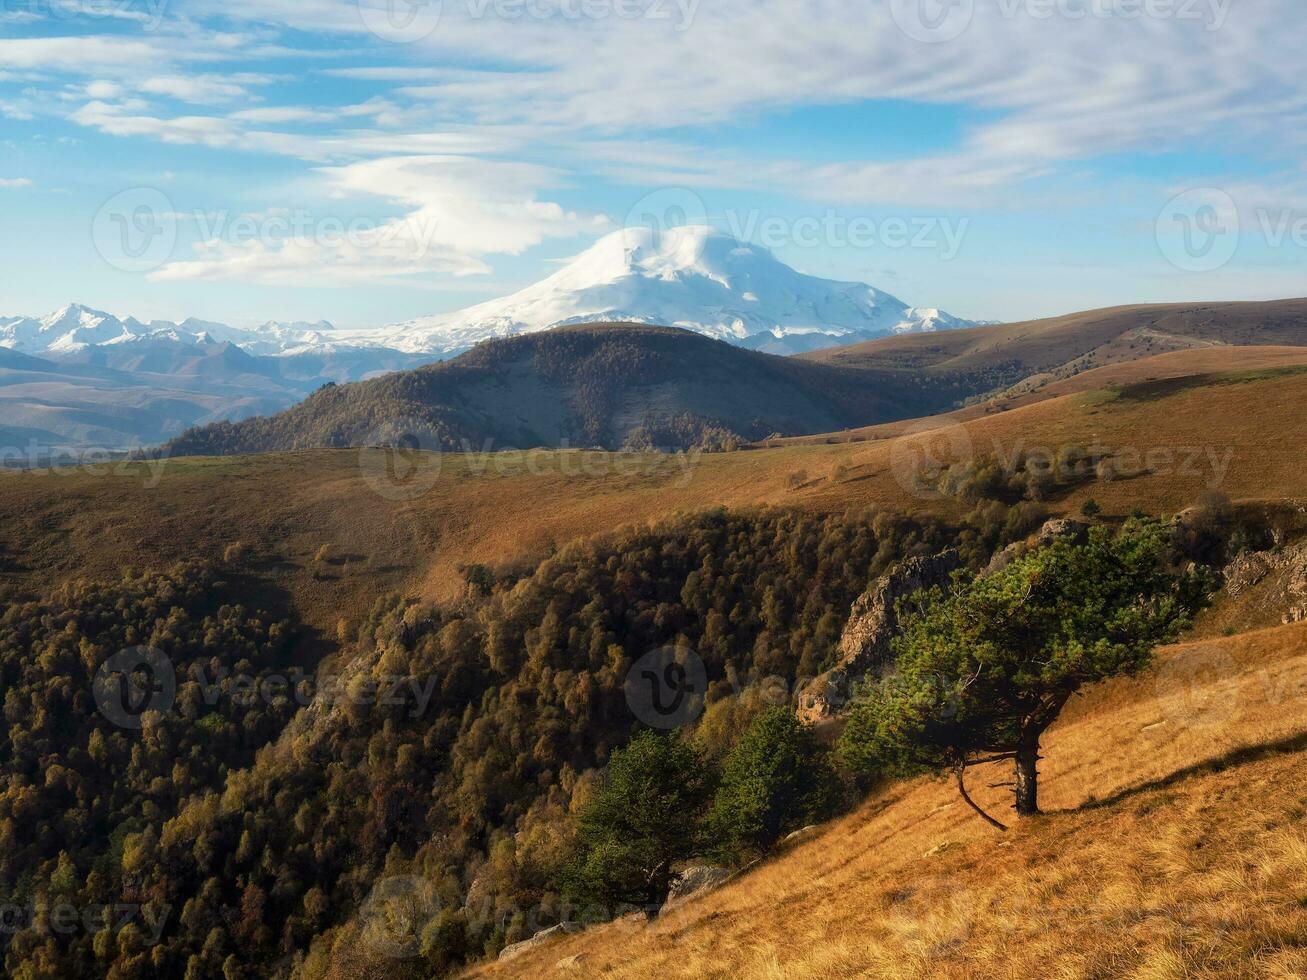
[150,155,608,286]
[0,177,32,188]
[139,74,261,105]
[0,36,165,71]
[85,80,124,99]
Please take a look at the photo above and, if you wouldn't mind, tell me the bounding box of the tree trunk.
[1014,739,1040,816]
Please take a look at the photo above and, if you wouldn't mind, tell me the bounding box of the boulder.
[797,549,961,723]
[1220,542,1307,621]
[983,518,1090,575]
[497,922,582,962]
[782,825,820,846]
[666,865,732,906]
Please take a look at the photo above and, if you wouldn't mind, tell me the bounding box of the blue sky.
[1,0,1304,328]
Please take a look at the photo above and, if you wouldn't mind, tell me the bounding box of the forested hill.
[159,324,961,456]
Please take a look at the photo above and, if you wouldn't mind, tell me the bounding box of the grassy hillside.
[158,324,952,457]
[4,355,1307,643]
[801,298,1307,397]
[469,621,1307,979]
[775,345,1307,444]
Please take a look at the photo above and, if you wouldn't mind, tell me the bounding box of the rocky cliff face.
[797,518,1094,726]
[1222,542,1307,623]
[796,549,961,725]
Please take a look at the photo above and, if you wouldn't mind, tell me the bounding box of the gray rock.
[782,824,820,846]
[497,921,582,962]
[983,518,1089,575]
[666,866,732,905]
[1220,543,1307,620]
[797,549,961,723]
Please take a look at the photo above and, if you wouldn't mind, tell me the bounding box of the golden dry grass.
[2,360,1305,641]
[468,623,1307,979]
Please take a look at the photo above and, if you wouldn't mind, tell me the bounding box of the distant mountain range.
[0,306,431,453]
[164,298,1307,458]
[160,323,958,458]
[1,231,978,450]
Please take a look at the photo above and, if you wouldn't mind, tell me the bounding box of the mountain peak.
[363,227,977,356]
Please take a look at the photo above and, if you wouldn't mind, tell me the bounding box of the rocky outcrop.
[497,922,583,962]
[1221,542,1307,623]
[797,549,961,724]
[983,518,1090,575]
[798,519,1097,726]
[665,866,732,906]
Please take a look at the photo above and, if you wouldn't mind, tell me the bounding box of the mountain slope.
[470,621,1307,979]
[352,227,978,356]
[159,323,953,456]
[801,298,1307,395]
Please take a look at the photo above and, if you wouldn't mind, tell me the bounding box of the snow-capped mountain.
[353,226,978,356]
[0,232,982,449]
[0,304,340,357]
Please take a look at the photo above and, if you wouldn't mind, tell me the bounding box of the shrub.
[707,708,841,856]
[567,732,715,910]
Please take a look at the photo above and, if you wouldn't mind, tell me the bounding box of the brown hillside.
[801,298,1307,389]
[468,622,1307,979]
[775,345,1307,445]
[3,363,1306,643]
[157,324,949,457]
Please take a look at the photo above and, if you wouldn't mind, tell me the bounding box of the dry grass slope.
[469,622,1307,979]
[3,359,1307,644]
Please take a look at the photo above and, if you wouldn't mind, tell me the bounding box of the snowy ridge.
[349,226,978,356]
[2,231,977,361]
